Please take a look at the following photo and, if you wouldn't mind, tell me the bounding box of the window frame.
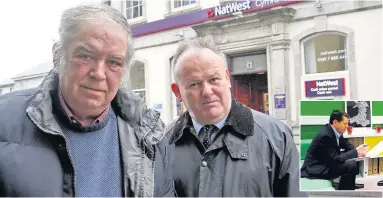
[301,31,348,75]
[128,61,147,103]
[170,0,198,13]
[123,0,146,24]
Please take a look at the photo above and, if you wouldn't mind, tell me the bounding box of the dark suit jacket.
[301,124,358,179]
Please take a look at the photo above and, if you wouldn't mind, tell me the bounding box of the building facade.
[1,1,381,146]
[0,62,52,95]
[104,0,382,144]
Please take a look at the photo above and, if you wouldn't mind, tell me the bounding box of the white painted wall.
[0,86,13,95]
[328,8,382,100]
[287,19,315,124]
[135,43,179,124]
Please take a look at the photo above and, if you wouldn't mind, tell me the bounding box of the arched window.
[303,33,347,74]
[129,61,146,103]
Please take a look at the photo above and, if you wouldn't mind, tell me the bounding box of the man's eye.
[189,82,199,87]
[78,54,91,60]
[210,77,221,83]
[107,60,122,67]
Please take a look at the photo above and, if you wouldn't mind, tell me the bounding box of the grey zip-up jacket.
[166,99,307,197]
[0,71,174,197]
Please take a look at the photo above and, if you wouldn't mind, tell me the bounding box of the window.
[303,33,347,74]
[171,0,197,11]
[126,0,144,20]
[129,61,146,103]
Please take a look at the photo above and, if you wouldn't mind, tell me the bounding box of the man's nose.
[90,60,107,80]
[201,82,214,97]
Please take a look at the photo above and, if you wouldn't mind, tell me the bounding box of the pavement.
[306,176,383,197]
[355,175,383,191]
[308,191,382,197]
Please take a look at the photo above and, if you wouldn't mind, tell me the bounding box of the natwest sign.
[305,78,346,97]
[207,0,251,18]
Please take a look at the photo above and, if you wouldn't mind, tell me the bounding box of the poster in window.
[346,101,371,128]
[263,93,269,114]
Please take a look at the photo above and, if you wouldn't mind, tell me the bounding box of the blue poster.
[274,94,286,109]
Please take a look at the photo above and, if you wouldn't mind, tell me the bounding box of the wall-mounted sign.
[274,87,286,120]
[246,61,253,70]
[154,103,163,114]
[207,0,251,18]
[274,94,286,109]
[305,78,345,97]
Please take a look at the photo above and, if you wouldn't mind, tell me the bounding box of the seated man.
[301,110,368,190]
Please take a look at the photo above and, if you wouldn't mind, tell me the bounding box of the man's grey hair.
[172,36,227,83]
[52,4,134,88]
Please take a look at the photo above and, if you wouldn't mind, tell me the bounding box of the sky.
[0,0,94,83]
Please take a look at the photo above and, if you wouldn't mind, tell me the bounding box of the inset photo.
[299,100,383,191]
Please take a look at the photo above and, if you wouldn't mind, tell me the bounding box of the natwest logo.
[207,0,251,18]
[316,80,339,87]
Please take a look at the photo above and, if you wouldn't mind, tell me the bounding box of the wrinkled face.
[171,48,232,125]
[59,22,127,115]
[333,116,349,133]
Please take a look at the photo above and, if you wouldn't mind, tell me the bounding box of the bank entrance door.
[229,52,269,114]
[232,73,269,114]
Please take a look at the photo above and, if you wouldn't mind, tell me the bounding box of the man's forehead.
[178,48,224,68]
[76,22,127,43]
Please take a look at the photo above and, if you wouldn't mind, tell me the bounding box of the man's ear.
[225,69,231,88]
[171,83,182,102]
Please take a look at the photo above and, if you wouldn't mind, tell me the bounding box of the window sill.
[127,17,147,26]
[165,4,201,18]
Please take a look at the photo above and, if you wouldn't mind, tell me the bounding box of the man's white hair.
[52,4,135,88]
[172,36,227,83]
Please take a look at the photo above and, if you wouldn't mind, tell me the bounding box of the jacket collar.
[169,98,254,144]
[26,70,163,146]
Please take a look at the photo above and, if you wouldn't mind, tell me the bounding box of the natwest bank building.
[106,0,382,144]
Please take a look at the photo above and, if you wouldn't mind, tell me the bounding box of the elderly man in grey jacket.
[166,36,307,197]
[0,5,173,197]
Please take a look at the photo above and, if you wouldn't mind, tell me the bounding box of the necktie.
[199,125,219,148]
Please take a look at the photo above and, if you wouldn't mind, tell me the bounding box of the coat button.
[201,161,208,167]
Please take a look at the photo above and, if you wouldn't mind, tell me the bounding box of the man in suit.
[301,110,369,190]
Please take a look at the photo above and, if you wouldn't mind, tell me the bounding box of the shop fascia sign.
[207,0,282,18]
[207,0,251,18]
[305,78,346,97]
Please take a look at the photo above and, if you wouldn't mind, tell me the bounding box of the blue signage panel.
[305,78,346,97]
[274,94,286,109]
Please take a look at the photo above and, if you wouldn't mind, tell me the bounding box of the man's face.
[59,22,127,116]
[171,48,232,125]
[333,116,349,133]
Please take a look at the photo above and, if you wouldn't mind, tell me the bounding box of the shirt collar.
[192,115,228,135]
[58,89,109,126]
[330,125,342,139]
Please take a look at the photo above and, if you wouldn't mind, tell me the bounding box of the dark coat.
[0,71,174,197]
[301,124,358,179]
[166,99,307,197]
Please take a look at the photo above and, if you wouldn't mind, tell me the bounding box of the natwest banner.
[305,78,346,97]
[207,0,251,18]
[207,0,287,18]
